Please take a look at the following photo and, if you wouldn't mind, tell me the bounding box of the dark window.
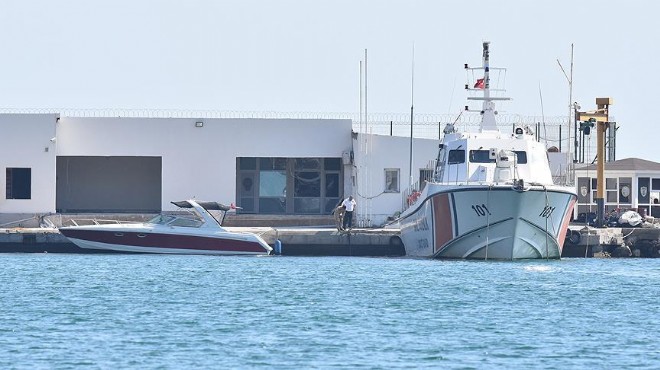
[591,178,597,189]
[653,178,660,190]
[324,158,341,171]
[606,178,617,190]
[240,174,255,196]
[295,158,321,170]
[237,157,342,215]
[448,150,465,164]
[259,198,286,214]
[513,151,527,164]
[6,168,31,199]
[295,171,321,197]
[239,157,257,170]
[239,198,255,212]
[606,191,618,203]
[467,150,526,164]
[294,198,321,214]
[577,177,591,204]
[325,174,340,197]
[469,150,494,163]
[324,198,339,214]
[259,158,286,170]
[619,178,632,204]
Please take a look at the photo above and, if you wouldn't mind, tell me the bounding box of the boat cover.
[171,200,231,211]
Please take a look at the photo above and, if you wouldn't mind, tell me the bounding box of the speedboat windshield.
[147,214,204,228]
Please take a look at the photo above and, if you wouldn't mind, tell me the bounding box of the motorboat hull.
[399,185,577,260]
[59,226,272,256]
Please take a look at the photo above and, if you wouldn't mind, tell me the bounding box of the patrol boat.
[397,42,577,260]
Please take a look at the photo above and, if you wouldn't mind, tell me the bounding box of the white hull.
[399,184,577,260]
[59,223,272,256]
[65,237,268,255]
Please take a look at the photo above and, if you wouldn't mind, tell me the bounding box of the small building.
[574,158,660,219]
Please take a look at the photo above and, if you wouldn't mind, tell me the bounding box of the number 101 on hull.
[399,184,576,260]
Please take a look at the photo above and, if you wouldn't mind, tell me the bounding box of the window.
[619,177,632,204]
[239,157,257,170]
[259,158,286,170]
[448,150,465,164]
[653,178,660,190]
[469,150,493,163]
[605,177,617,204]
[513,151,528,164]
[237,157,342,214]
[606,178,617,190]
[385,169,399,193]
[6,168,31,200]
[577,177,591,204]
[260,170,287,214]
[468,150,527,164]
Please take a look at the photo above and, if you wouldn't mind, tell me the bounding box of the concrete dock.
[563,224,660,258]
[3,223,660,258]
[0,227,405,257]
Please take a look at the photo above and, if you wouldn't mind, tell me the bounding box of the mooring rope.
[486,184,492,261]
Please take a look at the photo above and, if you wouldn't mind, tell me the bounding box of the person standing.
[341,195,357,230]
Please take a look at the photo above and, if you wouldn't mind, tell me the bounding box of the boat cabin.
[434,125,554,186]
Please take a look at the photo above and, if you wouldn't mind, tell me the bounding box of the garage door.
[56,156,162,213]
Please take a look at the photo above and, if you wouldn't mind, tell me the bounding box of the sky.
[1,0,658,161]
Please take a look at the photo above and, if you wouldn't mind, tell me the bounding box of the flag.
[474,78,485,89]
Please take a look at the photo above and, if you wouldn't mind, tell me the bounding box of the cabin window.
[469,150,493,163]
[448,150,465,164]
[513,151,528,164]
[467,150,527,164]
[384,169,400,193]
[6,168,31,200]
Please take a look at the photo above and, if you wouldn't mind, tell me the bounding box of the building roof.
[577,158,660,172]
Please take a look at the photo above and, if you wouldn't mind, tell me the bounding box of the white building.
[574,158,660,219]
[1,113,439,226]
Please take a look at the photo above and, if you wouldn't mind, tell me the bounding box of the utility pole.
[577,97,613,227]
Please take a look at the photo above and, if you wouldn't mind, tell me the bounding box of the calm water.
[1,255,659,369]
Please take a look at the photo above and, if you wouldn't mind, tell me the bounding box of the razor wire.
[1,107,580,148]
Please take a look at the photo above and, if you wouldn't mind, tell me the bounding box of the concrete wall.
[57,117,353,211]
[0,114,58,214]
[352,133,439,226]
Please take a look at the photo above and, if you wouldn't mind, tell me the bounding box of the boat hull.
[59,226,272,256]
[399,185,576,260]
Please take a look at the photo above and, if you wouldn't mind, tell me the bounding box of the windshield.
[147,214,204,228]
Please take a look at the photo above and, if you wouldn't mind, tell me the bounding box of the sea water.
[1,254,659,369]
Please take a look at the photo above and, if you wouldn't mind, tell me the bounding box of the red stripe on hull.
[433,194,453,254]
[557,198,577,252]
[60,229,267,253]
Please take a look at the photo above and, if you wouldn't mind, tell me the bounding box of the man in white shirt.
[341,195,357,230]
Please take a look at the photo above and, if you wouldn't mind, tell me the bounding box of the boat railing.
[400,159,436,212]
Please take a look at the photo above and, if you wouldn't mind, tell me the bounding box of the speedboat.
[397,42,577,260]
[59,199,273,255]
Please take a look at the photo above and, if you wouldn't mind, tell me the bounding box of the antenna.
[557,43,574,180]
[538,82,548,146]
[409,43,415,190]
